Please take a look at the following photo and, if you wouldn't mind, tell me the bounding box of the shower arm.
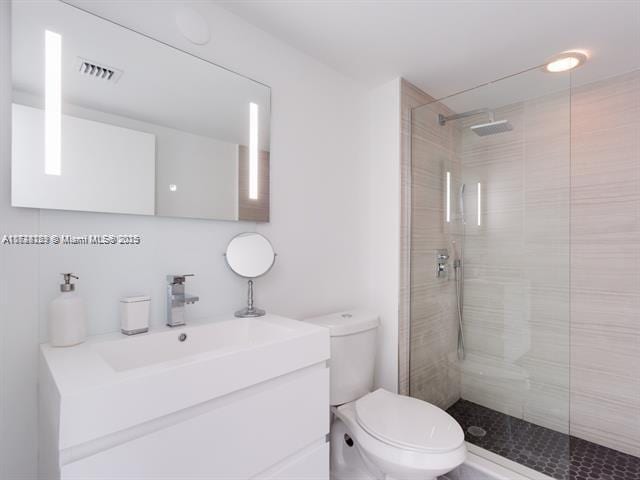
[438,108,495,126]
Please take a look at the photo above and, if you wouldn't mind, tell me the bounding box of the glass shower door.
[409,67,571,478]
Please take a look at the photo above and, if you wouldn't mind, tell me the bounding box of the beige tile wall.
[456,93,572,434]
[570,70,640,456]
[399,80,435,396]
[406,88,462,409]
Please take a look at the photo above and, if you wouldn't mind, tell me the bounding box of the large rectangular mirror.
[11,1,271,222]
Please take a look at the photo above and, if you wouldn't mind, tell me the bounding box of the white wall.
[1,3,40,478]
[0,1,376,477]
[367,79,401,392]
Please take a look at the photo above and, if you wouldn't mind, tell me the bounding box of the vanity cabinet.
[39,315,330,480]
[61,367,329,478]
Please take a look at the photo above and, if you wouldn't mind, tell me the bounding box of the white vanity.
[39,315,330,479]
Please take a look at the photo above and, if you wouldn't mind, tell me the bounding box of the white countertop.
[40,314,330,449]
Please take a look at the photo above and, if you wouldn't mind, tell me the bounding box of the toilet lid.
[355,389,464,453]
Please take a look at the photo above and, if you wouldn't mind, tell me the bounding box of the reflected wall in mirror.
[11,0,271,222]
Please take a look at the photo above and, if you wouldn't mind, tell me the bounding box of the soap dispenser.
[49,273,87,347]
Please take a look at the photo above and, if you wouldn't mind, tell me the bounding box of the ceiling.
[219,0,640,101]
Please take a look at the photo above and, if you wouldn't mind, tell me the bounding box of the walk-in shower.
[408,65,640,480]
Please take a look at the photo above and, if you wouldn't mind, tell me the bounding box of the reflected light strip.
[446,171,451,223]
[477,182,482,226]
[45,30,62,176]
[249,102,258,200]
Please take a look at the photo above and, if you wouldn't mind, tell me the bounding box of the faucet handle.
[167,274,194,285]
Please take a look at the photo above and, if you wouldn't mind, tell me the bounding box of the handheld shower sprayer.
[453,184,466,360]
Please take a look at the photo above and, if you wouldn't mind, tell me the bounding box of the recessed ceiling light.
[544,51,589,73]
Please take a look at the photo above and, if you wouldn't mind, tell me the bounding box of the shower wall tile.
[521,91,572,433]
[571,325,638,374]
[570,392,640,458]
[570,69,640,456]
[460,368,527,419]
[456,90,572,435]
[399,80,440,397]
[407,90,462,409]
[524,381,570,433]
[571,70,640,134]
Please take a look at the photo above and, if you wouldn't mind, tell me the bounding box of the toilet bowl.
[332,390,466,480]
[306,311,466,480]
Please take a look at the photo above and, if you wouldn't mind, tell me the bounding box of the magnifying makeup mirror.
[224,232,276,318]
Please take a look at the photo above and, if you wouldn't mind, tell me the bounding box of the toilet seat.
[354,389,464,453]
[335,391,467,480]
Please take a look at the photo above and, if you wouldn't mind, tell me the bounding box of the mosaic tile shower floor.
[447,399,640,480]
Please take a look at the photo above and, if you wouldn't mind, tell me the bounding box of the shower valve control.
[436,249,449,278]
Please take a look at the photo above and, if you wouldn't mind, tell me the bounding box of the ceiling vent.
[76,57,123,83]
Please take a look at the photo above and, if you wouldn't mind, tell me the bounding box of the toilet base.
[330,416,379,480]
[330,417,438,480]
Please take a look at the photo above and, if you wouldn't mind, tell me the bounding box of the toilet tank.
[306,310,379,406]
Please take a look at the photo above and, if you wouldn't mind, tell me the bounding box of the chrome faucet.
[166,274,199,327]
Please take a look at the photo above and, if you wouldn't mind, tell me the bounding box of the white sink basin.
[40,314,329,451]
[94,317,295,372]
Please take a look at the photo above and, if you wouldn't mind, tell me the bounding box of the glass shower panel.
[409,67,571,478]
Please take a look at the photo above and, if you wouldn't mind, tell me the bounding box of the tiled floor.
[447,399,640,480]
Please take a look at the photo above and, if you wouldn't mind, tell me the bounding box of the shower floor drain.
[467,426,487,438]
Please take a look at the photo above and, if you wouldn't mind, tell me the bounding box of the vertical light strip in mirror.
[249,102,259,200]
[446,171,451,223]
[45,30,62,176]
[478,182,482,226]
[477,182,482,226]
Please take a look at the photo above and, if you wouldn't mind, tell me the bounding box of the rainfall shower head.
[438,108,513,136]
[470,119,513,136]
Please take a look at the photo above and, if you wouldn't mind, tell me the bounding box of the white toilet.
[307,311,466,480]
